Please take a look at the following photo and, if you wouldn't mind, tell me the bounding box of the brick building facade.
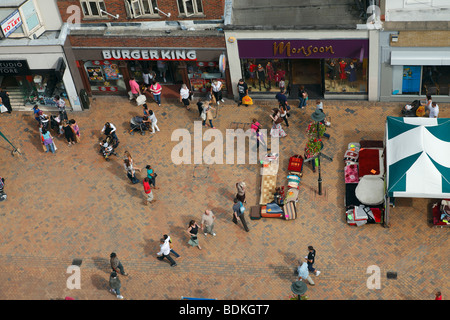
[57,0,229,100]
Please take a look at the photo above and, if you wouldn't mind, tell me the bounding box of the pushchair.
[401,100,421,117]
[99,135,119,161]
[129,116,149,135]
[0,177,6,202]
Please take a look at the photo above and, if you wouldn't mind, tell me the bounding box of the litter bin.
[79,89,90,110]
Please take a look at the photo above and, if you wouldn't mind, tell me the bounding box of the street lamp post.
[304,110,333,195]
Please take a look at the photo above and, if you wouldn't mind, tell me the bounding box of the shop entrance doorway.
[290,59,323,99]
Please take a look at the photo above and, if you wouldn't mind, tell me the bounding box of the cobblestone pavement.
[0,96,448,300]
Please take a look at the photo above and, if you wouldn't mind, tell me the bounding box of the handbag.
[200,111,206,120]
[0,104,7,113]
[136,95,146,106]
[275,117,283,124]
[211,93,216,104]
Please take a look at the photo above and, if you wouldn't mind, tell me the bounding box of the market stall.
[385,116,450,227]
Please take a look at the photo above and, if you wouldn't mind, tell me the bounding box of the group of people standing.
[34,96,81,154]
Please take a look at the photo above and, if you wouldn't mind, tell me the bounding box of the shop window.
[402,66,421,95]
[241,59,289,93]
[187,61,225,93]
[80,0,106,18]
[177,0,204,17]
[422,66,450,96]
[324,58,368,94]
[125,0,159,18]
[20,72,69,107]
[84,61,126,92]
[0,0,45,39]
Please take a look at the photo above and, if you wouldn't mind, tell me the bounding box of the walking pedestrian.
[201,209,216,236]
[280,103,289,127]
[270,108,287,138]
[202,103,215,128]
[429,102,439,118]
[180,84,191,110]
[149,81,162,106]
[232,198,249,232]
[129,77,141,101]
[298,85,308,109]
[237,79,248,106]
[251,119,268,150]
[435,291,443,300]
[54,95,68,121]
[163,234,180,258]
[145,165,158,189]
[211,79,225,105]
[69,119,81,143]
[32,105,41,123]
[62,119,76,146]
[297,258,315,285]
[187,220,202,250]
[124,158,140,184]
[109,272,124,299]
[0,87,12,113]
[275,88,288,106]
[148,110,160,133]
[157,237,177,266]
[306,246,321,276]
[110,252,129,276]
[101,122,118,141]
[41,127,56,154]
[236,181,246,203]
[143,177,155,205]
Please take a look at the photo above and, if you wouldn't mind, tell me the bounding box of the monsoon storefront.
[225,30,378,100]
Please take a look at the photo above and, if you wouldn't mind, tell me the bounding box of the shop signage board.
[102,49,197,61]
[1,10,22,38]
[238,39,369,60]
[0,60,30,75]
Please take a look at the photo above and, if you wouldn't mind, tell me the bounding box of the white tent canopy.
[386,117,450,199]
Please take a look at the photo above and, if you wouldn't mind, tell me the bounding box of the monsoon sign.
[1,10,22,38]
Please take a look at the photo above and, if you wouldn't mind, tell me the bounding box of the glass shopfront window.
[324,58,368,94]
[127,60,182,85]
[422,66,450,96]
[241,59,289,93]
[84,60,126,93]
[187,61,226,93]
[393,65,450,96]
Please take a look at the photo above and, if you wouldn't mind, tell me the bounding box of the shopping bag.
[242,95,253,105]
[211,94,216,104]
[416,105,425,117]
[136,95,146,106]
[0,104,7,113]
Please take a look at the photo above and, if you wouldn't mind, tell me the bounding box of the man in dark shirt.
[237,79,248,106]
[0,87,12,113]
[232,198,249,232]
[306,246,321,276]
[110,252,129,276]
[275,88,288,106]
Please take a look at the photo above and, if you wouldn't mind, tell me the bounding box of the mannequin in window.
[339,59,347,87]
[345,61,357,89]
[266,62,275,91]
[257,64,266,91]
[248,60,258,88]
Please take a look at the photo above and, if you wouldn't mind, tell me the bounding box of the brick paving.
[0,96,448,300]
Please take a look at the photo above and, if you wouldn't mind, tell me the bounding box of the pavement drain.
[193,165,209,179]
[71,259,83,266]
[387,271,397,279]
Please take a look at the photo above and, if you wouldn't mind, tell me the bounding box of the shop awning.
[391,51,450,66]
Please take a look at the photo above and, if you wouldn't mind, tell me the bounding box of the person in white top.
[180,84,191,110]
[157,237,177,266]
[211,80,225,105]
[148,109,160,133]
[429,102,439,118]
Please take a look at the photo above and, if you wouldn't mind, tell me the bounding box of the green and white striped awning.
[386,116,450,198]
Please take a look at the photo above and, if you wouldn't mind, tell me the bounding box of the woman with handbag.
[211,80,225,105]
[280,103,290,127]
[145,164,158,189]
[69,119,81,143]
[124,158,141,184]
[202,102,216,129]
[187,220,202,250]
[270,108,287,138]
[179,84,191,110]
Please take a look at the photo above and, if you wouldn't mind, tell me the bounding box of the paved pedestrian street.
[0,96,448,300]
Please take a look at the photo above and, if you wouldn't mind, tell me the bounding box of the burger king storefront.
[72,48,230,98]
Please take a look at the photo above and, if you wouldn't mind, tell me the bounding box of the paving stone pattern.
[0,96,448,300]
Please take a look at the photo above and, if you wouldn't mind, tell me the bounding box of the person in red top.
[143,177,155,205]
[149,82,162,106]
[435,291,443,300]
